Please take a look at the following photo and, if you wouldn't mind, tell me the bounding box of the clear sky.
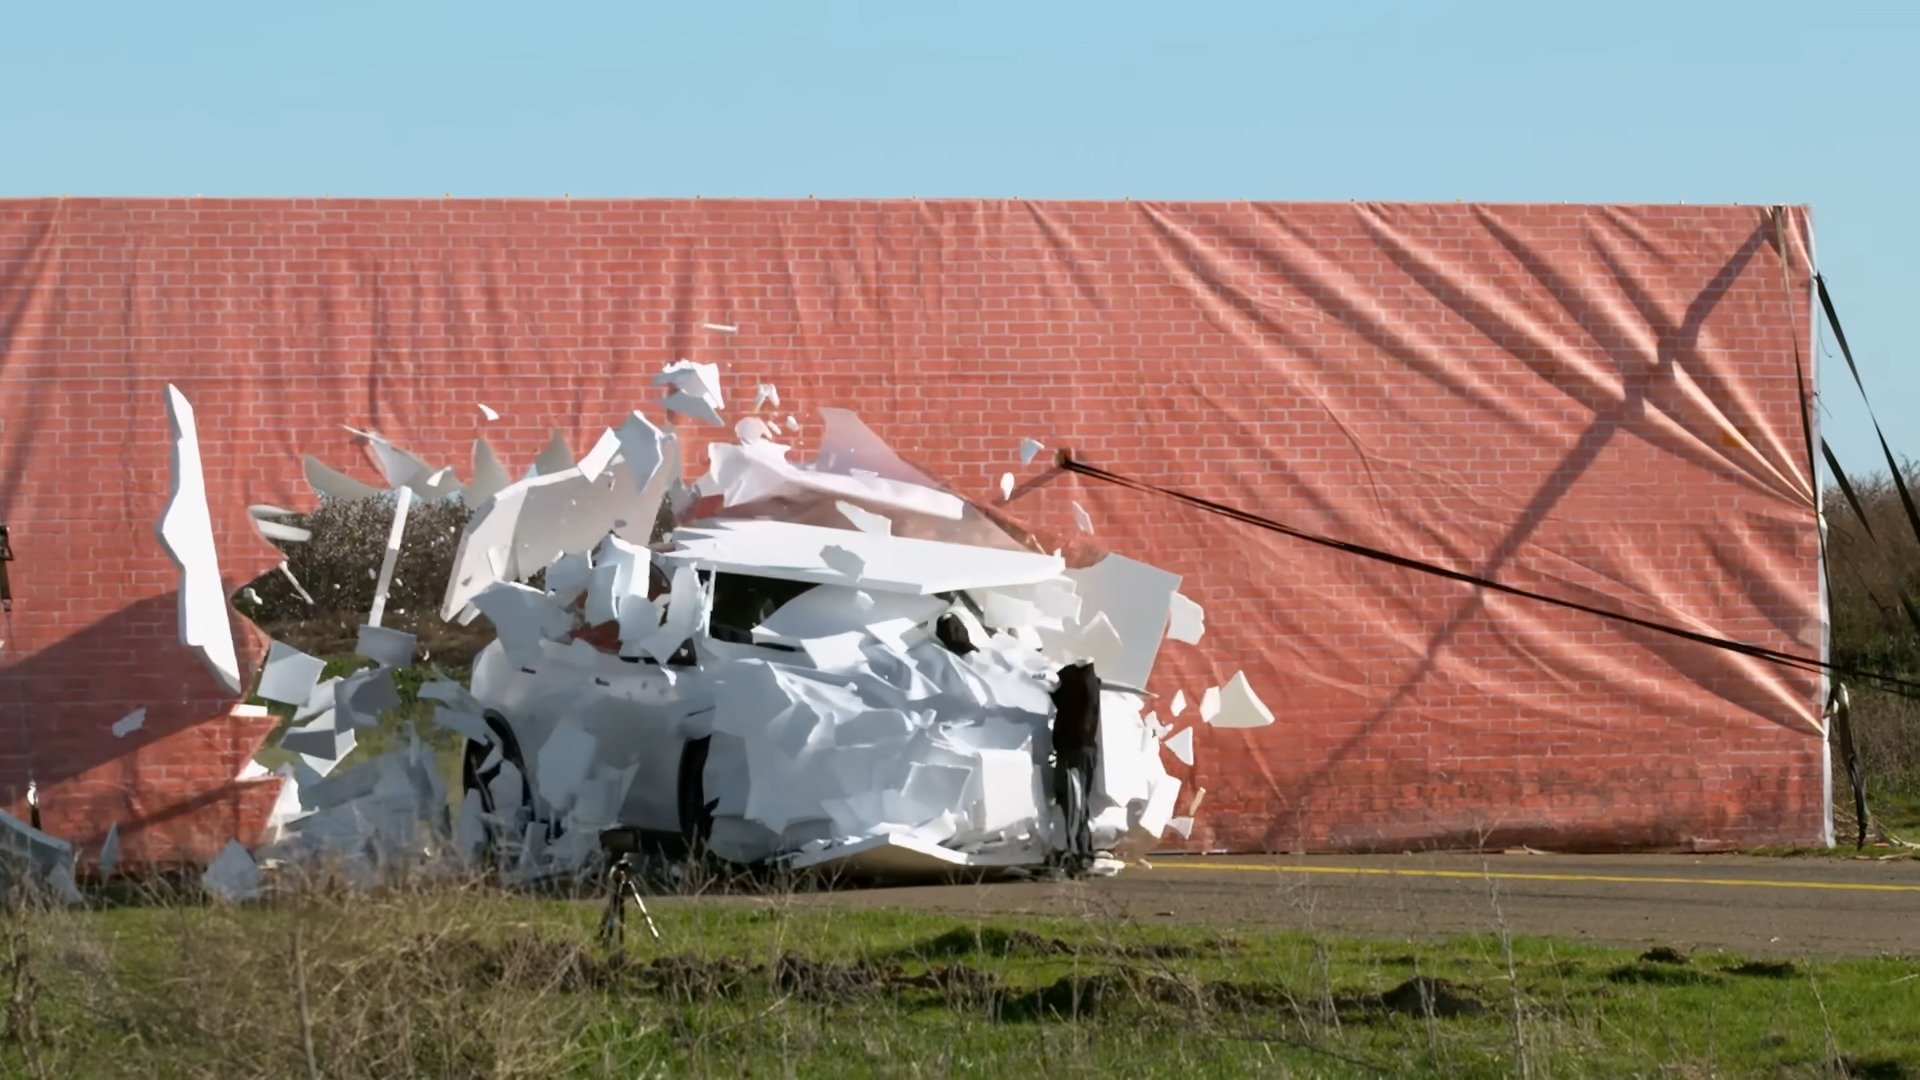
[3,1,1912,476]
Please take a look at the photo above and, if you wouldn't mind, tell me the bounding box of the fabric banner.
[0,199,1823,862]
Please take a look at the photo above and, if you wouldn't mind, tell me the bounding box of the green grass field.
[2,885,1915,1078]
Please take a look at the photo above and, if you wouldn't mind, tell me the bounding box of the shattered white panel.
[98,823,121,878]
[639,562,703,662]
[834,501,893,537]
[258,642,327,706]
[111,707,147,739]
[367,487,412,627]
[1019,437,1045,465]
[1064,554,1181,690]
[577,428,623,484]
[335,668,401,729]
[1163,726,1195,766]
[1072,501,1094,534]
[663,391,724,426]
[664,520,1064,595]
[468,438,511,507]
[533,719,598,816]
[202,840,261,902]
[1202,671,1274,729]
[654,359,726,409]
[282,710,356,762]
[707,440,965,521]
[1166,591,1206,645]
[753,587,944,648]
[158,386,242,694]
[304,455,385,502]
[471,583,577,665]
[442,482,530,620]
[532,431,574,477]
[355,625,417,669]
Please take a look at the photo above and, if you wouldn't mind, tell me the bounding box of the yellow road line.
[1155,860,1920,894]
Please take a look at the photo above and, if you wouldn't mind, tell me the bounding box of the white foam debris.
[656,360,726,426]
[703,322,738,334]
[1167,591,1205,644]
[468,438,511,506]
[735,417,776,444]
[478,403,500,421]
[202,840,261,902]
[278,561,316,606]
[281,710,356,762]
[835,501,893,537]
[355,625,417,668]
[1072,501,1094,534]
[233,366,1228,887]
[304,455,385,502]
[1167,816,1194,839]
[1170,689,1187,717]
[577,428,623,484]
[1202,671,1273,728]
[158,386,242,694]
[532,431,575,477]
[111,707,147,739]
[1065,554,1181,689]
[534,720,598,816]
[1163,726,1195,766]
[251,511,312,544]
[336,668,402,729]
[0,812,80,904]
[366,487,413,627]
[98,823,121,878]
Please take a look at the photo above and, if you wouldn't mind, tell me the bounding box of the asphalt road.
[740,853,1920,959]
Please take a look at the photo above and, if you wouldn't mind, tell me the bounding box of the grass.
[2,885,1916,1077]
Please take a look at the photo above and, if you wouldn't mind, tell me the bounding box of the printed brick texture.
[0,199,1824,863]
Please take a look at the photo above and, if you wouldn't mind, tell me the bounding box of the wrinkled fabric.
[0,199,1823,860]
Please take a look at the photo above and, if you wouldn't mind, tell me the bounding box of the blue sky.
[3,1,1912,475]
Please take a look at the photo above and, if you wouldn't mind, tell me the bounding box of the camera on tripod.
[596,826,660,947]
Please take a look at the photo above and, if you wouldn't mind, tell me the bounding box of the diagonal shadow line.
[1289,224,1776,805]
[0,201,69,527]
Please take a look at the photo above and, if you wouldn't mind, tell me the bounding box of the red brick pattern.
[0,199,1824,862]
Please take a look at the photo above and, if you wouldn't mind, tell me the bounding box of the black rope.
[1817,275,1920,553]
[1060,454,1920,699]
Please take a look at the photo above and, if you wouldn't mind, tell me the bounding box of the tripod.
[597,851,661,947]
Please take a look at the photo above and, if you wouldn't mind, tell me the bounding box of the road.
[733,853,1920,959]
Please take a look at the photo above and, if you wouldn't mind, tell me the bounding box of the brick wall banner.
[0,199,1824,863]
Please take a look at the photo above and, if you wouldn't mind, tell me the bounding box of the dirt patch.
[1836,1056,1913,1080]
[889,927,1233,963]
[1605,963,1721,986]
[1359,976,1486,1019]
[1725,959,1797,979]
[771,953,907,1005]
[900,927,1076,959]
